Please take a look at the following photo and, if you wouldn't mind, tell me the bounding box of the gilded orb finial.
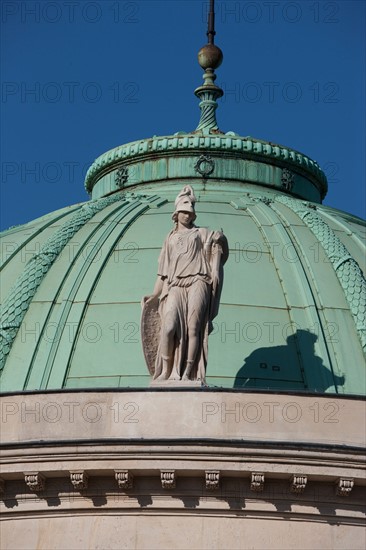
[198,44,223,71]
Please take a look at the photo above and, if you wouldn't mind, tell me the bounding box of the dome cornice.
[84,134,328,201]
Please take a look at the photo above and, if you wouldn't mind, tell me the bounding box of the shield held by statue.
[141,296,161,376]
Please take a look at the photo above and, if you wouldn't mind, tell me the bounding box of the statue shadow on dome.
[233,330,345,393]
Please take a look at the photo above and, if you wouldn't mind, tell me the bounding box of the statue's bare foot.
[169,373,181,381]
[156,370,169,381]
[182,374,190,381]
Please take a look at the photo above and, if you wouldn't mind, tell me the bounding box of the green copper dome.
[0,171,365,394]
[0,13,365,396]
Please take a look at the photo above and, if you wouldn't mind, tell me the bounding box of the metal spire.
[207,0,216,45]
[194,0,224,134]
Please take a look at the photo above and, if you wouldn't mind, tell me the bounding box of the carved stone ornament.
[290,475,307,494]
[336,477,354,496]
[115,165,129,188]
[161,470,176,489]
[194,154,215,177]
[281,168,295,192]
[141,185,228,384]
[70,471,88,490]
[115,470,133,489]
[250,473,265,492]
[205,470,220,490]
[25,472,45,492]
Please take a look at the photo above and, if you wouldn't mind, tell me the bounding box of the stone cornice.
[0,469,363,517]
[1,442,365,487]
[1,436,364,530]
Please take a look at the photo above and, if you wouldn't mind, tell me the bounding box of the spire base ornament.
[194,50,224,134]
[194,82,223,134]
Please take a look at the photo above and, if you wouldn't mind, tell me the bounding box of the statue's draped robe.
[153,227,225,381]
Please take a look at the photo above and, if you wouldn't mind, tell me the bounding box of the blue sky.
[1,0,365,231]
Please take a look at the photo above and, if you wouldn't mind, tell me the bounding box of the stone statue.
[141,185,228,383]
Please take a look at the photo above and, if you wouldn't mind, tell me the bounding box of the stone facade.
[1,391,365,549]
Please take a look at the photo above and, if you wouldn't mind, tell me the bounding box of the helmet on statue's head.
[172,185,197,221]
